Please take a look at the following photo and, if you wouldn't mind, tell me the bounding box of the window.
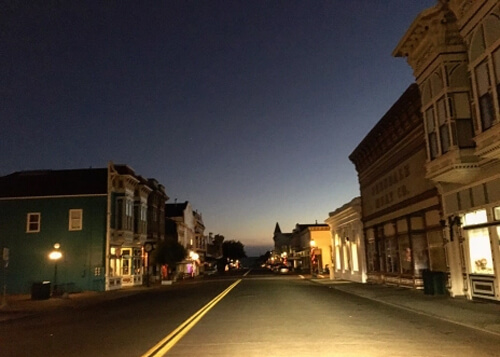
[427,230,447,271]
[399,235,412,274]
[476,61,495,130]
[437,97,450,153]
[26,213,41,233]
[69,209,83,231]
[412,234,429,275]
[450,92,475,148]
[494,206,500,220]
[493,48,500,110]
[463,209,488,226]
[425,107,439,160]
[385,236,399,274]
[468,228,494,275]
[116,197,134,231]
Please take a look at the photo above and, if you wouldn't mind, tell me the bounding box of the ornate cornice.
[349,84,422,174]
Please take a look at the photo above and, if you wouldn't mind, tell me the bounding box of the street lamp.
[310,240,316,276]
[49,243,62,296]
[189,251,199,277]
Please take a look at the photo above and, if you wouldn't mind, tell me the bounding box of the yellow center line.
[141,279,242,357]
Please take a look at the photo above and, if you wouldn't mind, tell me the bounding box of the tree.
[222,240,247,260]
[152,238,186,280]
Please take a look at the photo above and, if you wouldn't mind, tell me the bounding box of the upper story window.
[26,213,41,233]
[134,203,147,234]
[475,60,495,130]
[437,97,450,154]
[425,106,439,160]
[449,92,475,148]
[424,89,475,161]
[69,209,83,231]
[116,197,134,231]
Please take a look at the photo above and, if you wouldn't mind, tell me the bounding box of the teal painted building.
[0,169,108,294]
[0,163,167,294]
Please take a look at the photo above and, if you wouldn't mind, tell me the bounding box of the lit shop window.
[26,213,41,233]
[68,209,83,231]
[468,228,494,275]
[494,206,500,221]
[463,209,487,226]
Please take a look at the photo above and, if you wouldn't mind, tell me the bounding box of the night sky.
[2,1,436,256]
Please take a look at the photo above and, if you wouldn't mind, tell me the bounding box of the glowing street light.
[49,243,62,296]
[189,251,199,277]
[310,240,316,276]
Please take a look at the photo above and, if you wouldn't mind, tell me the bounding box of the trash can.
[422,270,447,295]
[422,269,434,295]
[433,271,447,295]
[31,281,51,300]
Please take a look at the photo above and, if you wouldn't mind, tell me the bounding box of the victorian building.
[0,162,165,294]
[349,84,446,290]
[165,201,205,276]
[394,0,500,301]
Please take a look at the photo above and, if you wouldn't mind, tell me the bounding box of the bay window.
[425,107,439,160]
[476,61,495,130]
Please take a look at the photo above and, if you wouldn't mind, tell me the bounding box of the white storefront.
[325,197,367,283]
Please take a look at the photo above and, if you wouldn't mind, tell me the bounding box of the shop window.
[366,240,376,272]
[133,248,142,275]
[68,209,83,231]
[427,230,447,272]
[378,239,385,272]
[385,237,399,274]
[26,213,41,233]
[399,235,412,274]
[122,249,131,275]
[463,209,487,226]
[412,234,429,275]
[468,228,494,275]
[494,206,500,220]
[343,245,350,271]
[475,61,495,130]
[351,243,359,272]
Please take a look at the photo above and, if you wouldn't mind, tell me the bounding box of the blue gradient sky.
[2,1,435,256]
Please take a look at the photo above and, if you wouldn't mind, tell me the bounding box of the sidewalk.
[312,278,500,337]
[0,285,155,322]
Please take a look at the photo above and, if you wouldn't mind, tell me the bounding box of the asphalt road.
[1,269,499,357]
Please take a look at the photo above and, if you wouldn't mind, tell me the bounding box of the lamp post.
[310,240,316,276]
[49,243,62,296]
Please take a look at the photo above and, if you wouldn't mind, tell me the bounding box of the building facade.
[290,223,331,274]
[394,0,500,301]
[0,162,164,294]
[165,201,204,276]
[325,197,367,283]
[350,84,446,290]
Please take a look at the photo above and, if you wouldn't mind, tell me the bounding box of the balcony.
[474,123,500,161]
[426,148,480,184]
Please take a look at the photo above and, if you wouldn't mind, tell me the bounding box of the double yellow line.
[141,279,242,357]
